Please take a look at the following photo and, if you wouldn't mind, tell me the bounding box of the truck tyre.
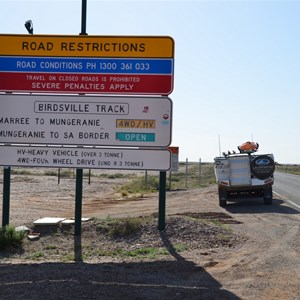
[218,188,227,207]
[219,199,227,207]
[250,155,275,180]
[264,187,273,205]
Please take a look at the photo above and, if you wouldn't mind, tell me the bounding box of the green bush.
[96,216,148,238]
[43,170,58,176]
[109,218,142,238]
[107,173,126,179]
[0,226,26,250]
[119,175,159,194]
[10,169,31,175]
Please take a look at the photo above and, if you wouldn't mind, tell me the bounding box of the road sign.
[0,145,171,171]
[0,34,174,95]
[0,94,172,147]
[0,35,174,57]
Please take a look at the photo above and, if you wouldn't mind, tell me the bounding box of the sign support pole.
[75,168,83,235]
[158,171,166,231]
[80,0,87,36]
[2,166,11,227]
[74,0,87,236]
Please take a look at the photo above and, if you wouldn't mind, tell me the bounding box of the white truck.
[214,142,275,207]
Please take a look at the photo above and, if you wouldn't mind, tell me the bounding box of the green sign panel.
[116,132,155,142]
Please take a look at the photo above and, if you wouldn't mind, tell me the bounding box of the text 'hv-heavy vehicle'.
[214,142,275,206]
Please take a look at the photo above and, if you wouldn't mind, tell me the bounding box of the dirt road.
[210,199,300,299]
[0,172,300,299]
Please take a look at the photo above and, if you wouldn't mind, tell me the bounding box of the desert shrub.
[0,226,26,250]
[119,175,159,194]
[96,216,148,238]
[108,218,142,238]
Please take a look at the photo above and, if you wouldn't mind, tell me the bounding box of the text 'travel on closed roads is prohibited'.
[0,34,174,95]
[0,94,172,147]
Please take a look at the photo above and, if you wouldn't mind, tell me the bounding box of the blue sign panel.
[0,57,173,74]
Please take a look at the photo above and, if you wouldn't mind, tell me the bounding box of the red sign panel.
[0,72,172,95]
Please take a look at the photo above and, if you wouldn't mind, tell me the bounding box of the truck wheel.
[264,187,273,205]
[218,189,227,207]
[219,199,227,207]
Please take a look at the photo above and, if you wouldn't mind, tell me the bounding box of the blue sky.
[0,0,299,163]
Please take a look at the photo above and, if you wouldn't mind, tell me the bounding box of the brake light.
[220,181,229,186]
[264,178,273,184]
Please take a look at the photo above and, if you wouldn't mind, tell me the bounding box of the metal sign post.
[2,166,11,227]
[75,0,87,236]
[75,168,83,236]
[158,171,166,231]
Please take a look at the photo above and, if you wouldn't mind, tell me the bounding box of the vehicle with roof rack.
[214,142,275,206]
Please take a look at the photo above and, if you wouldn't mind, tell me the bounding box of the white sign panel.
[0,94,172,147]
[0,146,171,171]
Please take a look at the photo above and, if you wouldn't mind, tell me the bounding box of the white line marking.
[273,191,300,210]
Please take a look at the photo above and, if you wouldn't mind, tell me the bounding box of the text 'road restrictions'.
[0,35,174,95]
[0,94,172,147]
[0,35,174,57]
[0,146,171,171]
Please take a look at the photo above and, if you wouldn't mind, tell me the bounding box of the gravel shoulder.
[0,172,300,299]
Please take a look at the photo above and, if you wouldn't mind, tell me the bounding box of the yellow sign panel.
[0,34,174,58]
[116,119,156,129]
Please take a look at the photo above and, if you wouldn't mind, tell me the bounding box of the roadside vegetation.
[96,216,151,238]
[0,213,240,262]
[0,163,216,199]
[1,162,299,178]
[117,162,216,197]
[0,226,26,250]
[275,164,300,175]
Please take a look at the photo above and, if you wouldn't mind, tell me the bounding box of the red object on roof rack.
[238,141,259,153]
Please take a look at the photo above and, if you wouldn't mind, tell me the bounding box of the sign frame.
[0,93,172,147]
[0,145,172,171]
[0,34,174,95]
[0,34,174,58]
